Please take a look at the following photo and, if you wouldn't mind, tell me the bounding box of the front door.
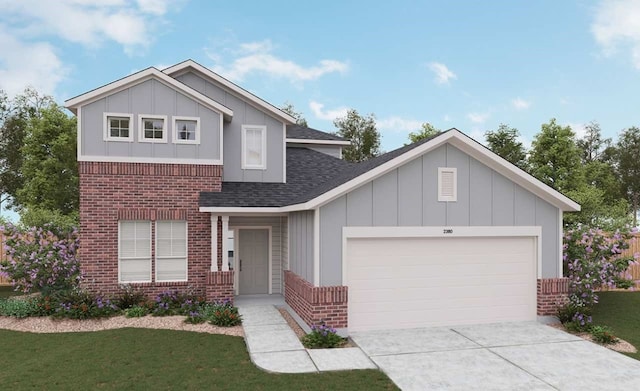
[238,229,269,295]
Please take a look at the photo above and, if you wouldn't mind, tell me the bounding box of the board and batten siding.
[319,143,560,286]
[229,216,287,294]
[176,72,285,183]
[288,210,314,283]
[81,79,222,161]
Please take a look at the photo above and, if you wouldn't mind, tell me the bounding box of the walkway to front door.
[238,229,269,295]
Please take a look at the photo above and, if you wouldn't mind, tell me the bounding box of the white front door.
[238,229,269,295]
[346,234,537,332]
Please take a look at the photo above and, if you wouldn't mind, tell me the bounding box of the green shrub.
[590,325,619,345]
[301,324,345,349]
[114,285,147,309]
[124,305,148,318]
[0,297,39,318]
[208,301,242,327]
[51,288,119,319]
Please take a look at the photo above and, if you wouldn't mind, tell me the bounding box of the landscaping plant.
[562,226,638,329]
[0,297,39,318]
[208,300,242,327]
[124,305,148,318]
[0,223,80,293]
[589,325,619,345]
[302,323,345,349]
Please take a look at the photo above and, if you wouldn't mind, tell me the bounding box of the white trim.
[154,220,188,283]
[77,106,82,161]
[558,209,564,278]
[200,207,287,214]
[313,208,320,286]
[341,226,543,285]
[172,116,201,144]
[211,215,218,271]
[79,155,223,165]
[221,216,230,271]
[241,125,267,170]
[235,226,273,295]
[282,123,287,182]
[162,60,295,124]
[138,114,168,143]
[103,112,134,142]
[65,67,233,119]
[219,113,224,164]
[285,138,351,146]
[438,167,457,202]
[117,220,152,284]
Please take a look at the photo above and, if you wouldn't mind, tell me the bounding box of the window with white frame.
[155,220,188,282]
[241,125,266,169]
[119,221,152,283]
[104,113,134,142]
[139,115,167,142]
[173,116,200,144]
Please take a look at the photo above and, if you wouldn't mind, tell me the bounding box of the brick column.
[537,278,569,316]
[284,270,348,328]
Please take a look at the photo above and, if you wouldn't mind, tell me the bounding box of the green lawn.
[0,285,19,299]
[0,328,397,390]
[592,291,640,361]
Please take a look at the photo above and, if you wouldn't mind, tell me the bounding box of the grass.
[0,328,397,390]
[0,285,21,299]
[592,291,640,361]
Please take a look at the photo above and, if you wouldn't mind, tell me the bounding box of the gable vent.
[438,167,457,202]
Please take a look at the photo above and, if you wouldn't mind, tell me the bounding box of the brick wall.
[206,271,235,303]
[284,270,348,328]
[537,277,569,316]
[79,161,223,298]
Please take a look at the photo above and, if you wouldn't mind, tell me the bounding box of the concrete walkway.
[237,304,376,373]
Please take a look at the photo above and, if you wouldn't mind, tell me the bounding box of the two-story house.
[66,60,579,333]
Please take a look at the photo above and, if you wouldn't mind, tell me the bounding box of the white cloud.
[0,28,67,97]
[376,116,423,133]
[592,0,640,68]
[309,101,349,121]
[467,112,490,124]
[0,0,174,55]
[208,39,349,83]
[427,62,457,84]
[566,122,588,139]
[511,97,531,110]
[443,114,452,122]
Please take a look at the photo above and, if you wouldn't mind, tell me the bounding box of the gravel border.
[0,315,243,336]
[550,323,636,353]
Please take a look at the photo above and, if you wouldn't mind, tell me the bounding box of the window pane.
[145,130,154,139]
[156,258,186,281]
[110,119,119,128]
[111,128,120,137]
[121,129,129,137]
[121,119,129,128]
[245,128,263,166]
[120,258,151,282]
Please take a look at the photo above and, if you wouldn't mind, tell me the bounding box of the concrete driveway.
[350,322,640,391]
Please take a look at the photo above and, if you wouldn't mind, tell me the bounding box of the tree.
[484,124,528,170]
[564,185,631,230]
[529,119,583,193]
[614,126,640,226]
[407,122,440,144]
[333,109,380,162]
[577,121,610,163]
[281,102,308,127]
[0,88,55,209]
[15,104,78,214]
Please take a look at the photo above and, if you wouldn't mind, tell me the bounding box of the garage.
[344,227,539,332]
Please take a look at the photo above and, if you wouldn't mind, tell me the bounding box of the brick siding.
[78,161,228,299]
[537,277,569,316]
[284,270,348,328]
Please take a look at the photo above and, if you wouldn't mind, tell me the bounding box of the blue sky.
[0,0,639,218]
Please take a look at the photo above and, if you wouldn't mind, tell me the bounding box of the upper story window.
[241,125,266,170]
[173,116,200,144]
[103,113,134,142]
[139,115,167,143]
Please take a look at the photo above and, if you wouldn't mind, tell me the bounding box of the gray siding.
[229,216,286,293]
[81,79,222,161]
[318,143,561,286]
[287,144,342,158]
[288,211,314,283]
[176,72,285,183]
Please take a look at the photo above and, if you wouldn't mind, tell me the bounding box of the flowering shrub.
[301,323,345,349]
[51,289,119,320]
[114,284,147,310]
[0,223,80,293]
[208,300,241,327]
[151,290,206,316]
[562,226,638,328]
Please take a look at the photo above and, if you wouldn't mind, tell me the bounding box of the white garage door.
[346,234,537,332]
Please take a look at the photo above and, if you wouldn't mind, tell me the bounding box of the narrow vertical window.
[241,125,266,169]
[119,221,152,282]
[156,221,188,282]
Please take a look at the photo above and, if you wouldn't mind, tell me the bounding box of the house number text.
[443,229,454,234]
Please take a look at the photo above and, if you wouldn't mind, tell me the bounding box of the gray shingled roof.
[199,131,445,208]
[286,125,347,141]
